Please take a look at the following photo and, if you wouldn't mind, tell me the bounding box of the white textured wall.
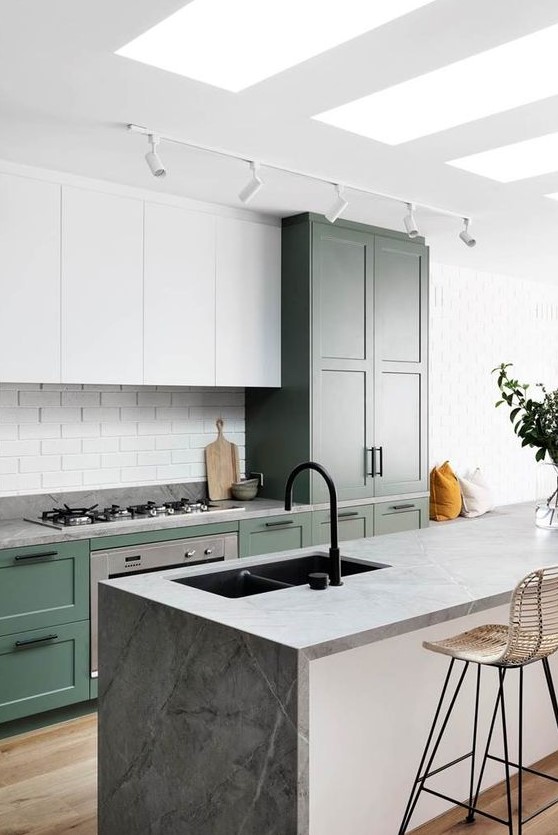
[430,263,558,505]
[0,383,244,496]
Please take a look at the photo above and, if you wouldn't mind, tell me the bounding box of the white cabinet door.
[61,187,143,384]
[215,218,281,387]
[144,203,215,386]
[0,174,61,383]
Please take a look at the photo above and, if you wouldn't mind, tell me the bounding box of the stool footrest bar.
[421,751,473,782]
[422,787,510,826]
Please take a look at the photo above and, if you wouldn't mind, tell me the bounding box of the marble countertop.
[104,502,558,660]
[0,498,307,550]
[0,491,429,550]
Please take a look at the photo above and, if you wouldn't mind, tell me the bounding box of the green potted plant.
[493,363,558,464]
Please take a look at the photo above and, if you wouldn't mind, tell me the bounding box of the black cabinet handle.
[15,633,58,648]
[338,511,359,518]
[265,520,294,528]
[14,550,58,562]
[376,446,384,477]
[366,448,375,477]
[390,504,415,510]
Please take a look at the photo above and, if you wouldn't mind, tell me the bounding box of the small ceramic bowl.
[231,478,259,501]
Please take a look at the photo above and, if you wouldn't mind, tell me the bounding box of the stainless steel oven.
[90,532,238,677]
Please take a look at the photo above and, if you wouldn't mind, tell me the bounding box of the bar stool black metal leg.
[518,665,524,835]
[465,664,482,824]
[499,668,514,835]
[471,667,506,813]
[542,656,558,729]
[398,659,468,835]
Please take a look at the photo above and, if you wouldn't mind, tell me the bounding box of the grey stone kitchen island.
[98,503,558,835]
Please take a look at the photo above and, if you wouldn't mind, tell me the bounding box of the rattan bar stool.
[399,565,558,835]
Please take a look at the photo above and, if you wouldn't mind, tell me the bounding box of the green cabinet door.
[312,505,374,545]
[239,513,312,557]
[374,498,429,535]
[373,237,429,496]
[0,620,90,723]
[0,540,89,637]
[312,223,375,503]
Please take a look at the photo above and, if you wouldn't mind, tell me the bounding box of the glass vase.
[535,463,558,529]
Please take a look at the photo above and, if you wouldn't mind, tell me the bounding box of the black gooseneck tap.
[284,461,342,587]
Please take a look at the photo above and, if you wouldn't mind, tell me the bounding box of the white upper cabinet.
[215,218,281,387]
[61,187,144,384]
[144,203,216,386]
[0,174,61,383]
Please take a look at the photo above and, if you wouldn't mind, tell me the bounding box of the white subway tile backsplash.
[0,408,38,423]
[138,422,172,436]
[20,455,61,473]
[0,391,18,407]
[41,439,81,455]
[120,436,156,452]
[0,473,41,491]
[101,422,137,437]
[137,450,171,466]
[0,458,17,475]
[19,390,61,407]
[82,408,119,423]
[121,407,156,422]
[42,471,83,489]
[101,452,137,469]
[121,466,158,482]
[62,423,100,438]
[101,392,138,407]
[61,391,101,407]
[41,407,81,423]
[83,468,121,485]
[63,453,100,471]
[82,437,119,453]
[0,383,245,495]
[138,391,171,407]
[0,440,40,457]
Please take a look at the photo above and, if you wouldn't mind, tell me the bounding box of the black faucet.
[284,461,342,587]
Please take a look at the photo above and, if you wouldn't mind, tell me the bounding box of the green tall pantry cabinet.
[246,213,429,516]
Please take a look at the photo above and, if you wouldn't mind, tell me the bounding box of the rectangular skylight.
[448,132,558,182]
[314,23,558,144]
[116,0,436,92]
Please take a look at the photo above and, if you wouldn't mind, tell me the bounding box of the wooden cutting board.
[205,418,240,500]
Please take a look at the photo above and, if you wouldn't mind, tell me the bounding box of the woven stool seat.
[424,624,510,664]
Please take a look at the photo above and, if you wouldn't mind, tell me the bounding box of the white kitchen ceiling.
[2,0,558,282]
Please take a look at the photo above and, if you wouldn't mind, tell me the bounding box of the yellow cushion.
[430,461,461,521]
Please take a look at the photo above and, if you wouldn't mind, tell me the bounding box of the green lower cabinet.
[90,678,98,700]
[0,540,89,638]
[0,620,90,724]
[374,497,429,535]
[312,505,375,545]
[239,513,312,557]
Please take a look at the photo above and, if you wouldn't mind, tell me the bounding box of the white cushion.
[458,469,494,518]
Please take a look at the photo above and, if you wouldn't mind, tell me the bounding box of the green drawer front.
[374,498,429,536]
[239,513,312,557]
[0,540,89,637]
[0,621,90,724]
[312,505,374,546]
[90,521,238,551]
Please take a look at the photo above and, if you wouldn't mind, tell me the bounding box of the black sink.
[172,554,390,598]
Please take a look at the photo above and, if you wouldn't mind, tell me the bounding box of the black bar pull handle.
[14,550,58,562]
[15,633,58,648]
[366,448,375,477]
[391,504,415,511]
[376,446,384,477]
[338,511,359,519]
[265,519,294,528]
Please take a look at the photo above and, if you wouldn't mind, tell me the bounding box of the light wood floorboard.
[1,714,558,834]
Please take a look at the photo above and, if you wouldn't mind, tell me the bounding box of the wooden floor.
[1,715,558,834]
